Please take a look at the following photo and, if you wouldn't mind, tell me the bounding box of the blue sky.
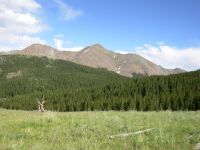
[37,0,200,50]
[0,0,200,70]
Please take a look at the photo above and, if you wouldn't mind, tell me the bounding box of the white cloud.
[0,0,47,51]
[0,35,46,51]
[0,8,46,34]
[54,0,82,21]
[0,0,41,12]
[116,50,132,54]
[53,38,83,51]
[65,47,84,52]
[54,38,63,50]
[135,44,200,71]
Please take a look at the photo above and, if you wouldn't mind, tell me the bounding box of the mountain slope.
[16,43,185,77]
[0,54,125,90]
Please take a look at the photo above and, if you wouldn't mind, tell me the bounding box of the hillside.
[0,55,199,111]
[0,54,126,92]
[16,43,185,77]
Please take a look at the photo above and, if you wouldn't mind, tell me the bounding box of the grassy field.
[0,109,200,150]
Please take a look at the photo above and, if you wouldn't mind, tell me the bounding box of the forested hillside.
[0,55,199,111]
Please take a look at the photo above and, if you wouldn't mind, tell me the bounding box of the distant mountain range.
[2,43,185,77]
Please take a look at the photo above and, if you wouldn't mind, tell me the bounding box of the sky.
[0,0,200,70]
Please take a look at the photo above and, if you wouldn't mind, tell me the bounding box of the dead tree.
[37,99,46,112]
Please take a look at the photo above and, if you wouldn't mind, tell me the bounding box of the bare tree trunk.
[37,99,45,112]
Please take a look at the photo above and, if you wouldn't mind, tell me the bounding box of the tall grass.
[0,109,200,150]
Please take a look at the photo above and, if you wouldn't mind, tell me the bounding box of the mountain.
[18,44,59,58]
[0,55,199,111]
[16,43,185,77]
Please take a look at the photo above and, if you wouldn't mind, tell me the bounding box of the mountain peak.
[19,43,57,58]
[29,43,43,47]
[80,44,109,54]
[90,43,105,49]
[24,43,53,50]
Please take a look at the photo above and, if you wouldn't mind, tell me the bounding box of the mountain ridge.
[10,43,185,77]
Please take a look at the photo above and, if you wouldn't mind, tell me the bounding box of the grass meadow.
[0,109,200,150]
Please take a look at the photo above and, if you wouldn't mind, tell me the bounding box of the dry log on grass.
[109,128,156,139]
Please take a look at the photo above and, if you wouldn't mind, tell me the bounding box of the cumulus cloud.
[135,44,200,71]
[0,0,47,51]
[54,0,82,21]
[0,34,46,49]
[53,38,83,51]
[0,0,41,12]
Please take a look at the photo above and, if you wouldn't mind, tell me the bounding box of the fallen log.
[109,128,156,139]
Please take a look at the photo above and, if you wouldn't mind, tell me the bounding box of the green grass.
[0,109,200,150]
